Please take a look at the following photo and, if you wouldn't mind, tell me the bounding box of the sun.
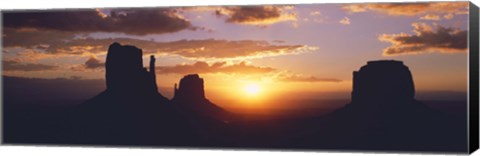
[244,83,261,96]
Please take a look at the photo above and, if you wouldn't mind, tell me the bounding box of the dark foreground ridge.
[3,43,468,153]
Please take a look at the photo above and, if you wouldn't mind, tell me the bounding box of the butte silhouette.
[296,60,467,152]
[65,43,465,152]
[71,43,198,146]
[69,42,237,147]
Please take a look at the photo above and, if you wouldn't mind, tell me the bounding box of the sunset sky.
[2,2,470,108]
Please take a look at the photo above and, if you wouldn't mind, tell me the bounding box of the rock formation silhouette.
[304,60,467,152]
[351,60,415,105]
[6,42,467,152]
[173,74,205,101]
[172,74,231,120]
[171,74,234,145]
[105,42,159,95]
[72,42,196,146]
[343,60,431,117]
[337,60,427,117]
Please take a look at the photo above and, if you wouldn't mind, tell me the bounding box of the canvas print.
[1,1,476,153]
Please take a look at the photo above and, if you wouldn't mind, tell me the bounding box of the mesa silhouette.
[70,42,235,146]
[291,60,466,152]
[3,42,467,152]
[72,43,199,146]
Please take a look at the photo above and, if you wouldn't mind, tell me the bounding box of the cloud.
[84,57,105,69]
[155,39,313,60]
[277,74,342,83]
[3,28,77,51]
[3,29,316,60]
[156,61,341,83]
[420,14,441,21]
[3,8,194,35]
[342,2,468,19]
[3,28,107,60]
[443,13,454,20]
[214,6,297,26]
[3,60,58,71]
[310,11,322,16]
[339,17,351,25]
[156,61,275,75]
[379,22,467,56]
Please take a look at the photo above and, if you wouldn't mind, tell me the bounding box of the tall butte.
[105,42,158,95]
[73,42,188,145]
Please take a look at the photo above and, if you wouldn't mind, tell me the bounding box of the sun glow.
[244,83,261,96]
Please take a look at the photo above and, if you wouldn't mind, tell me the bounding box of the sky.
[1,2,470,108]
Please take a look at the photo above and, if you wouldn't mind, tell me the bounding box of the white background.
[0,0,479,155]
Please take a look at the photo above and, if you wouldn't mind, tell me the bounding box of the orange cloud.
[342,2,468,19]
[379,22,467,56]
[277,74,342,83]
[443,13,454,20]
[3,29,316,60]
[156,61,341,83]
[214,6,297,26]
[3,59,58,71]
[156,61,275,75]
[420,14,441,21]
